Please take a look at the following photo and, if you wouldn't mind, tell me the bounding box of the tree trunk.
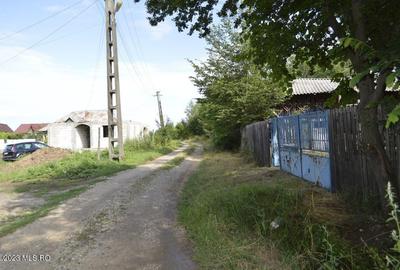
[358,80,395,210]
[347,0,395,209]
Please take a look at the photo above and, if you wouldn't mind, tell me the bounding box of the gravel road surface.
[0,145,202,270]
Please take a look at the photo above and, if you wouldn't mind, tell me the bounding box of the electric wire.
[117,27,152,92]
[123,1,158,91]
[0,0,83,41]
[34,24,99,47]
[93,1,152,90]
[120,8,156,91]
[85,18,105,110]
[0,0,99,67]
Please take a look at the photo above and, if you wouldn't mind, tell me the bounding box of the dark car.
[2,142,49,161]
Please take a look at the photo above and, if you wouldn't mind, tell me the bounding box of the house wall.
[48,124,75,149]
[89,124,109,149]
[47,122,149,150]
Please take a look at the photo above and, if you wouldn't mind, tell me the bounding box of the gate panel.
[278,116,302,177]
[299,111,331,189]
[271,118,280,167]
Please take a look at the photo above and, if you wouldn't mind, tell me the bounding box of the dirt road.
[0,145,202,270]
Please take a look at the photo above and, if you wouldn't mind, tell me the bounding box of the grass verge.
[178,152,392,269]
[0,187,86,237]
[160,142,196,170]
[0,140,180,194]
[0,138,181,237]
[161,156,186,170]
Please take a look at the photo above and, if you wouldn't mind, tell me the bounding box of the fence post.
[276,117,283,171]
[265,121,271,167]
[327,109,335,192]
[297,115,304,179]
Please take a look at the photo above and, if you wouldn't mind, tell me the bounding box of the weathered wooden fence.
[242,105,400,198]
[329,106,400,199]
[241,121,270,166]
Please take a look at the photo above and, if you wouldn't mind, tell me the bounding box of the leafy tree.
[189,21,286,149]
[154,119,177,145]
[185,101,205,137]
[136,0,400,204]
[175,121,190,139]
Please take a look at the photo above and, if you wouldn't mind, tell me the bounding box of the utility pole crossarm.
[105,0,124,161]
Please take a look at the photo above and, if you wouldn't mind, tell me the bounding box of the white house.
[45,110,149,150]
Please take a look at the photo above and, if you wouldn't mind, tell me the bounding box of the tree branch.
[371,68,391,102]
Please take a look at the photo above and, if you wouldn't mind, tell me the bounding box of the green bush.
[3,152,129,182]
[124,134,179,153]
[0,132,23,140]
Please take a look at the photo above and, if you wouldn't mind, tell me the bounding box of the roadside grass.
[184,144,196,155]
[0,187,86,237]
[160,142,197,170]
[178,152,382,269]
[0,137,181,237]
[161,156,186,170]
[0,139,181,195]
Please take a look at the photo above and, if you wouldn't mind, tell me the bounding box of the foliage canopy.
[190,21,286,149]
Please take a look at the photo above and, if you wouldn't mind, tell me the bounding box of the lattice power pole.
[105,0,124,160]
[154,91,165,128]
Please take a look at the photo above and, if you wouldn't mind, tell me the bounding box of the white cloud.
[0,45,198,131]
[135,19,173,40]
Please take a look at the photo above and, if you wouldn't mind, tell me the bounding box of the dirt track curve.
[0,145,203,270]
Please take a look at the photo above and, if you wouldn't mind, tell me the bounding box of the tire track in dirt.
[0,145,203,270]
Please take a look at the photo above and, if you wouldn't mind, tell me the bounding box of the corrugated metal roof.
[0,123,13,133]
[292,78,338,95]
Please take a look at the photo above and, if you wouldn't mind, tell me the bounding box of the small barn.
[281,78,339,113]
[46,110,149,150]
[282,78,399,113]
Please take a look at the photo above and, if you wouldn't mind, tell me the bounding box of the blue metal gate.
[277,115,302,178]
[271,118,280,167]
[299,111,331,189]
[273,111,331,190]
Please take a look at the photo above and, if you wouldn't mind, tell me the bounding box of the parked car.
[2,142,49,161]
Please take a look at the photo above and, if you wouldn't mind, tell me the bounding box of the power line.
[0,0,83,41]
[0,0,99,67]
[122,1,158,90]
[33,24,99,47]
[96,1,154,93]
[117,27,152,91]
[120,8,156,90]
[85,19,105,110]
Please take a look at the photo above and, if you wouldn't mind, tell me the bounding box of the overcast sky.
[0,0,207,130]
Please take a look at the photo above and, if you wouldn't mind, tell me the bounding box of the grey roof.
[292,78,339,95]
[56,110,108,123]
[54,110,150,128]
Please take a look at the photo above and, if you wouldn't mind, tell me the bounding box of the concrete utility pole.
[105,0,124,161]
[154,91,165,128]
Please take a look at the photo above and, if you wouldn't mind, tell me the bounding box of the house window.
[103,126,108,138]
